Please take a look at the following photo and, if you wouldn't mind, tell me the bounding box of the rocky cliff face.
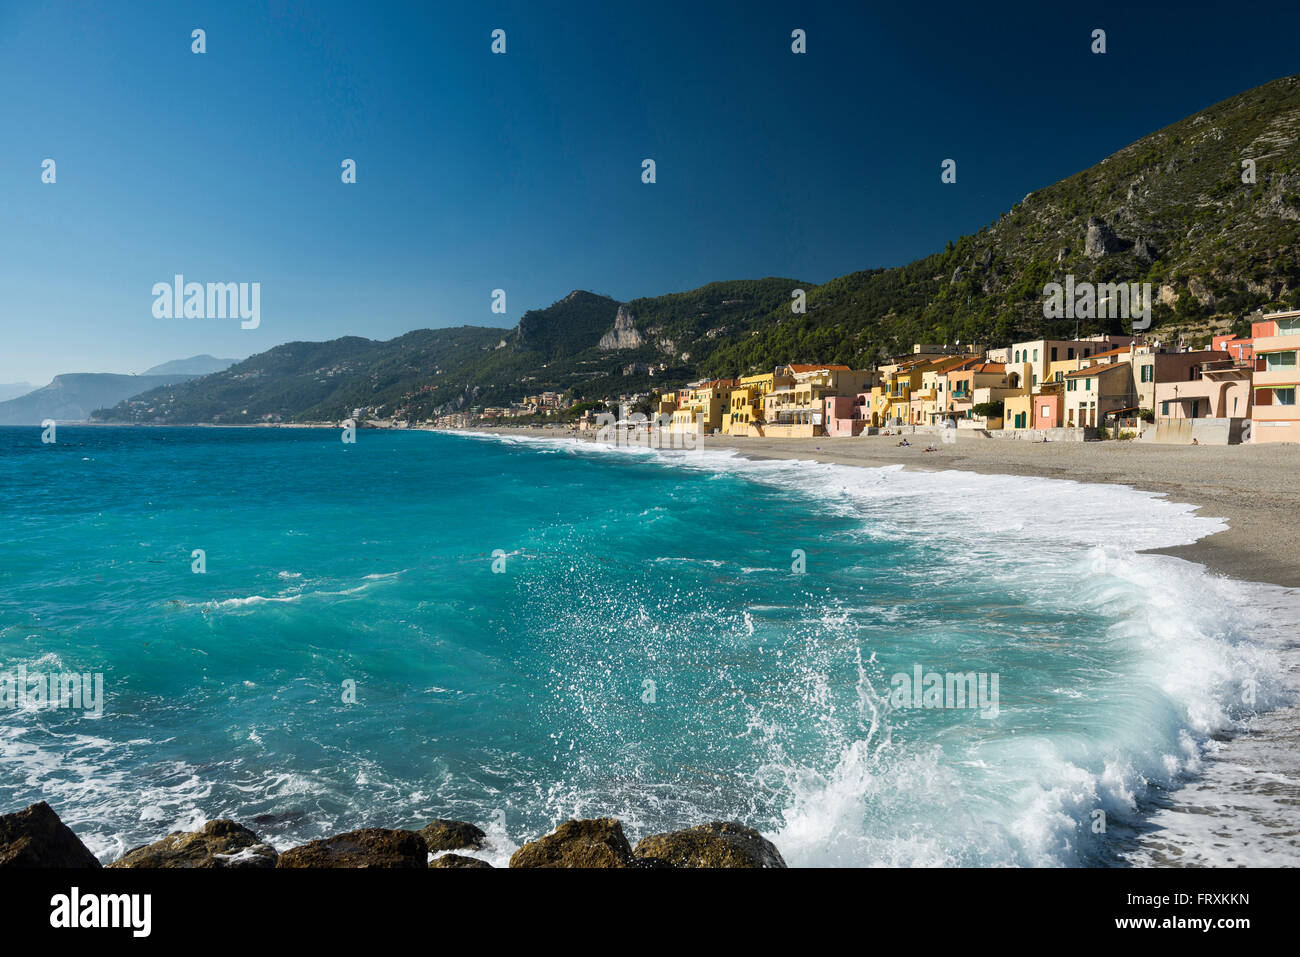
[597,305,645,350]
[967,76,1300,326]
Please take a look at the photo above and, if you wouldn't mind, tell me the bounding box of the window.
[1264,352,1298,370]
[1279,318,1300,335]
[1161,401,1170,415]
[1140,365,1153,382]
[1067,379,1077,392]
[1084,349,1091,358]
[1014,350,1021,362]
[1033,348,1039,362]
[1032,374,1038,386]
[1085,378,1092,391]
[1276,387,1297,406]
[1068,348,1075,360]
[1051,347,1058,361]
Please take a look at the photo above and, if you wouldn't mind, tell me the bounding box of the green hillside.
[96,74,1300,425]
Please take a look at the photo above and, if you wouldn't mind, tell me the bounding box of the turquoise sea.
[0,426,1289,866]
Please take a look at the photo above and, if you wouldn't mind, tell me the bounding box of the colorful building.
[1212,333,1253,365]
[1153,355,1251,420]
[763,364,875,434]
[822,395,866,436]
[723,371,793,435]
[1250,310,1300,442]
[1062,361,1137,428]
[917,357,978,424]
[944,361,1009,424]
[873,357,930,427]
[670,379,735,433]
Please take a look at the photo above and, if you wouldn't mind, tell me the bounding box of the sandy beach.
[473,427,1300,590]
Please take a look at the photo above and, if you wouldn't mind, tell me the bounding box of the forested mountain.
[96,75,1300,425]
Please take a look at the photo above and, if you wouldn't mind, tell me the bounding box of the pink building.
[1154,358,1251,420]
[823,395,866,436]
[1033,393,1063,429]
[1250,312,1300,442]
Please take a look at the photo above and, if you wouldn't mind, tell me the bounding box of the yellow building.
[670,380,736,433]
[874,357,932,427]
[723,371,793,435]
[917,357,979,424]
[761,365,876,434]
[652,392,679,421]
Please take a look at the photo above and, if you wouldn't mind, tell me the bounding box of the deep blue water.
[0,426,1282,865]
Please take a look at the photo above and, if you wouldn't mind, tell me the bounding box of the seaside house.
[760,364,875,436]
[1000,336,1136,431]
[1007,335,1134,394]
[1002,392,1031,430]
[822,395,866,436]
[944,361,1009,425]
[918,357,979,424]
[653,392,679,421]
[1153,355,1251,417]
[1062,361,1137,429]
[670,379,735,433]
[762,383,818,434]
[786,363,876,397]
[1249,310,1300,443]
[1130,345,1234,416]
[874,357,931,427]
[724,371,794,435]
[1134,340,1253,444]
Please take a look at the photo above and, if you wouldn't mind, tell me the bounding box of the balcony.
[1254,333,1300,355]
[1253,368,1300,388]
[1252,401,1300,421]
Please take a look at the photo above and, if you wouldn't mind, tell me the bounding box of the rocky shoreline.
[0,802,787,869]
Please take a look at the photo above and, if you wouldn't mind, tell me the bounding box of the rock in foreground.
[110,819,277,868]
[633,822,787,868]
[430,853,493,868]
[420,819,486,853]
[0,802,101,868]
[278,828,428,868]
[509,818,635,868]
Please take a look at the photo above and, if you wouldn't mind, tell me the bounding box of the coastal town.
[429,310,1300,445]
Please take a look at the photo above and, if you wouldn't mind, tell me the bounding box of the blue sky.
[1,0,1297,385]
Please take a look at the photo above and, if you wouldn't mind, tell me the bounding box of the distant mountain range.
[0,382,35,403]
[142,355,239,376]
[0,357,238,426]
[0,374,203,426]
[95,75,1300,426]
